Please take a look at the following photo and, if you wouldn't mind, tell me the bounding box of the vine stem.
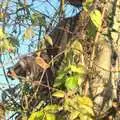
[84,6,107,96]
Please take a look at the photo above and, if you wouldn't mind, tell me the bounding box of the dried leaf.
[35,56,49,70]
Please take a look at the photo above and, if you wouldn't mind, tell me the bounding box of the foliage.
[28,94,94,120]
[0,0,119,120]
[0,28,18,52]
[90,9,102,28]
[29,104,61,120]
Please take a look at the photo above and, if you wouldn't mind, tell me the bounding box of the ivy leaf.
[65,76,78,90]
[44,35,53,46]
[52,91,65,98]
[24,26,35,40]
[90,9,102,28]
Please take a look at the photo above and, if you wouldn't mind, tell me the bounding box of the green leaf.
[0,30,16,52]
[87,21,97,37]
[52,91,65,98]
[31,12,46,26]
[24,26,35,40]
[79,113,89,120]
[65,76,78,90]
[79,104,94,116]
[71,40,83,54]
[28,111,44,120]
[53,68,67,87]
[69,111,80,120]
[90,9,102,28]
[69,65,85,74]
[0,28,6,39]
[44,104,62,113]
[64,96,94,120]
[45,114,56,120]
[77,96,93,108]
[44,35,53,46]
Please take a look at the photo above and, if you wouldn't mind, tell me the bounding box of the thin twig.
[84,6,107,96]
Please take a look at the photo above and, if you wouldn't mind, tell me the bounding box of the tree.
[0,0,120,119]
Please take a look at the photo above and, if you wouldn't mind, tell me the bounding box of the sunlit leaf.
[35,56,49,70]
[69,111,80,120]
[24,26,35,40]
[28,111,44,120]
[71,40,83,54]
[44,35,53,46]
[64,96,94,120]
[90,9,102,28]
[52,91,65,98]
[44,104,62,113]
[0,28,6,39]
[69,65,85,74]
[77,96,93,108]
[79,104,94,116]
[65,76,78,90]
[46,113,56,120]
[79,113,89,120]
[0,30,16,52]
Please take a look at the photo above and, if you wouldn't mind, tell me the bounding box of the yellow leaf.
[24,26,34,40]
[52,91,65,98]
[90,9,102,28]
[69,65,85,74]
[35,56,49,70]
[0,12,4,19]
[69,111,80,120]
[44,34,53,46]
[46,114,56,120]
[28,111,44,120]
[77,96,93,108]
[0,28,6,39]
[71,40,83,54]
